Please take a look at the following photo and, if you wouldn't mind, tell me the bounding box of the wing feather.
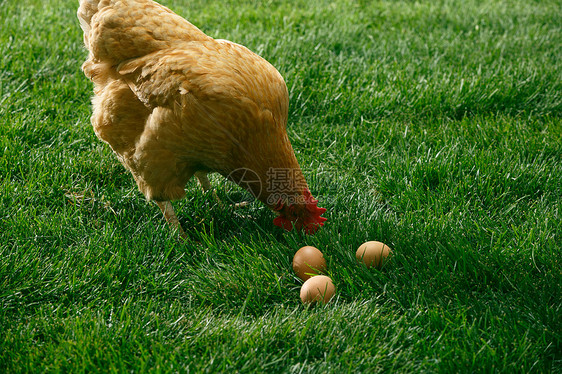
[118,40,289,129]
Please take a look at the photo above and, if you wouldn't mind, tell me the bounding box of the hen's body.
[78,0,326,234]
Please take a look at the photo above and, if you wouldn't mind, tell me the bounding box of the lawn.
[1,0,561,372]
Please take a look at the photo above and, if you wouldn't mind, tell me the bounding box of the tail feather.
[77,0,104,45]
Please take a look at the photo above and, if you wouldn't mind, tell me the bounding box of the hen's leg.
[195,172,250,209]
[195,171,214,193]
[195,171,222,205]
[155,201,187,239]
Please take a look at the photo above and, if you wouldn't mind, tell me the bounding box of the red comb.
[273,215,294,231]
[272,189,327,234]
[303,188,327,216]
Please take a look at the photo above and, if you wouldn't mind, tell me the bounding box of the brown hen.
[78,0,326,236]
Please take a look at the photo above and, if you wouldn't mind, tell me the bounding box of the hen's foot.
[195,171,251,210]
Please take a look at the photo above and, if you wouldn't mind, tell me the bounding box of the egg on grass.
[292,246,327,281]
[299,275,335,305]
[356,241,392,269]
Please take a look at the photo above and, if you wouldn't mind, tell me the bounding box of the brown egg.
[356,241,392,269]
[300,275,335,305]
[292,246,327,281]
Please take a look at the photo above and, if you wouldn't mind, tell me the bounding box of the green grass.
[1,0,561,372]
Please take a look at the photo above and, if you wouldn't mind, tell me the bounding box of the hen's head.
[272,188,327,234]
